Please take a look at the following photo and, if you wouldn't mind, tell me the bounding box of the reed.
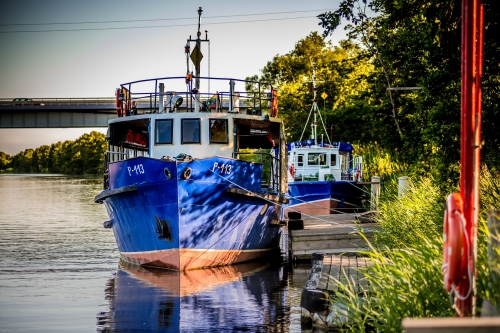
[329,168,500,332]
[354,144,408,183]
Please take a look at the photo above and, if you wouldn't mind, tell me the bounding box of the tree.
[6,131,107,174]
[0,152,12,172]
[317,0,500,181]
[246,32,375,142]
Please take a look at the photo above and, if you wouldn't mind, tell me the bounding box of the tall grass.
[354,144,408,183]
[330,167,500,332]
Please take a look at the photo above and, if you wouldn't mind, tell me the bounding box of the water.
[0,175,306,332]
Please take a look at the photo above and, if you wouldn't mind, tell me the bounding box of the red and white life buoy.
[270,89,279,117]
[290,163,295,179]
[442,192,465,292]
[115,88,123,117]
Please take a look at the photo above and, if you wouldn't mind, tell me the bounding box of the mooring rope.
[344,180,371,195]
[192,159,359,229]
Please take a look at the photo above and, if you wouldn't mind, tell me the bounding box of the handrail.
[232,151,282,192]
[115,75,272,116]
[0,97,116,106]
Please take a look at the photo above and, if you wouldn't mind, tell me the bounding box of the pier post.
[398,176,410,198]
[158,83,164,113]
[371,176,380,210]
[229,80,235,112]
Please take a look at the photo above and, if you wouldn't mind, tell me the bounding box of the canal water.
[0,175,307,333]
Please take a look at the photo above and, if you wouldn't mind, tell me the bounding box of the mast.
[298,62,331,146]
[186,7,209,113]
[195,7,202,98]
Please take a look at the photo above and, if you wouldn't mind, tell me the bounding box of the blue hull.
[97,156,282,270]
[287,181,365,214]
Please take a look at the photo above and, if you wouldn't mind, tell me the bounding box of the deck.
[288,212,378,261]
[299,253,372,329]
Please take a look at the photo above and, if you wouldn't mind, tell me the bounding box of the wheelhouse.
[103,76,286,192]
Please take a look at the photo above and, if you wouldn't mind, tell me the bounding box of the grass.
[354,144,408,183]
[328,167,500,332]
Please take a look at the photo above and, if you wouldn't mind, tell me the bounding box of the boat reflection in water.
[97,259,290,332]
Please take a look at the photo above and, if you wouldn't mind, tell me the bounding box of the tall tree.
[318,0,500,181]
[246,32,375,142]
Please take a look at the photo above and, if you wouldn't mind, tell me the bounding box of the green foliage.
[246,32,375,142]
[248,0,500,185]
[3,131,107,175]
[353,143,407,183]
[374,178,444,249]
[329,169,500,331]
[0,151,12,173]
[477,166,500,312]
[332,241,454,332]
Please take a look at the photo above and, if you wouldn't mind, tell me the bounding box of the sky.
[0,0,349,155]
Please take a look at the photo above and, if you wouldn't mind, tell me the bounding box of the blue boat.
[286,63,365,215]
[97,260,287,332]
[95,8,288,270]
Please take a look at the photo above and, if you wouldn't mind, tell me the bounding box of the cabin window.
[330,154,337,166]
[155,119,173,144]
[308,153,327,166]
[209,119,228,144]
[181,119,201,144]
[297,154,304,167]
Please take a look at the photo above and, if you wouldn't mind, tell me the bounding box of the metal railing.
[0,97,116,106]
[103,150,128,189]
[232,151,282,193]
[117,76,273,116]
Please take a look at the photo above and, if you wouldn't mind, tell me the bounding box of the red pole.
[458,0,483,316]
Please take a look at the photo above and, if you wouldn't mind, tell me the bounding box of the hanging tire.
[164,167,173,180]
[181,167,192,180]
[288,219,304,230]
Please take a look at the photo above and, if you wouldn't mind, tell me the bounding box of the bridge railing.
[0,98,116,106]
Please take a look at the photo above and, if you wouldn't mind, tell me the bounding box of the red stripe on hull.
[121,248,273,270]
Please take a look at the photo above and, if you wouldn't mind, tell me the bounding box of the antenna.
[298,62,331,146]
[185,7,210,112]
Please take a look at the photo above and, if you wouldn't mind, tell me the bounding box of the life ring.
[270,89,278,117]
[181,167,192,180]
[290,163,295,179]
[115,88,122,108]
[442,192,465,292]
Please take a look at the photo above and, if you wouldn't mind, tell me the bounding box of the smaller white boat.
[286,63,365,215]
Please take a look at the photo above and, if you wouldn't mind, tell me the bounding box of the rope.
[192,159,359,229]
[344,180,371,195]
[298,103,314,143]
[285,193,349,215]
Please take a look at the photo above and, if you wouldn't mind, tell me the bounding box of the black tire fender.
[164,167,173,180]
[181,167,192,180]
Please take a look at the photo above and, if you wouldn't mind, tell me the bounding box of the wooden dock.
[300,253,371,329]
[288,212,377,261]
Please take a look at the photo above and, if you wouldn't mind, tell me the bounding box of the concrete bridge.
[0,96,254,128]
[0,98,120,128]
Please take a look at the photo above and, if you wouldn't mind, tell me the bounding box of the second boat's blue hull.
[287,181,364,215]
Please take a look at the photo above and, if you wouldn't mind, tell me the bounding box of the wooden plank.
[402,317,500,333]
[290,213,378,260]
[315,254,369,294]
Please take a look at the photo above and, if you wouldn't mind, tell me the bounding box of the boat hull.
[287,181,365,215]
[98,156,282,270]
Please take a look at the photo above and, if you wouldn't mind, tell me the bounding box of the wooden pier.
[288,212,377,261]
[299,253,371,329]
